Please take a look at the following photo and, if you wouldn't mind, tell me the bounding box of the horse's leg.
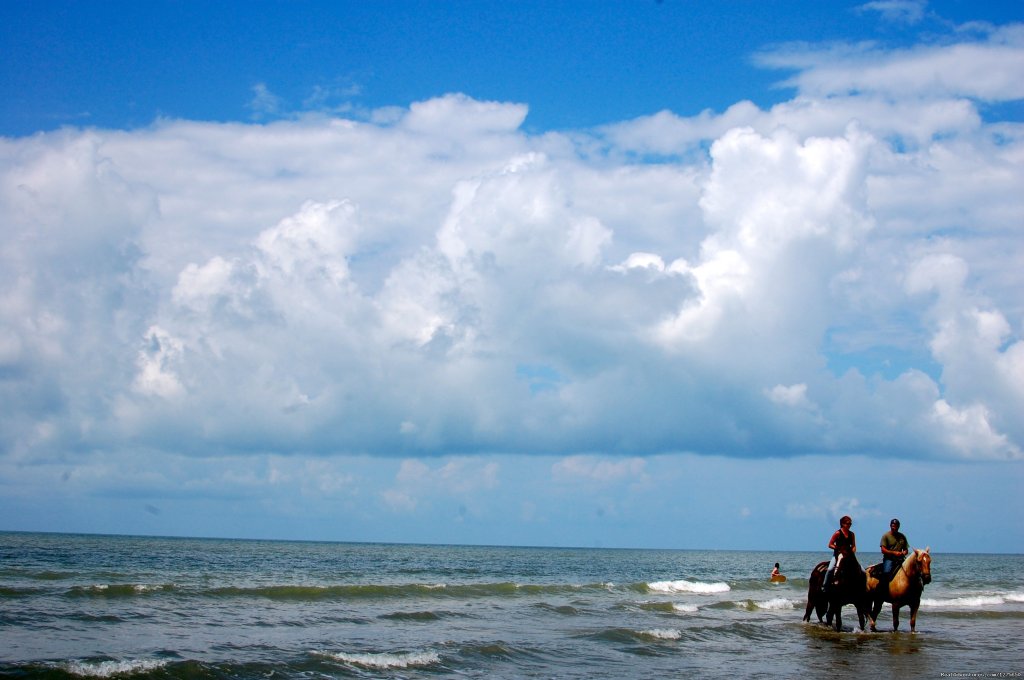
[804,588,825,622]
[869,598,882,632]
[806,568,824,623]
[859,597,873,632]
[909,602,918,633]
[891,603,900,632]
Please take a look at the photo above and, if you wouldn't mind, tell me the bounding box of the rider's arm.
[881,536,907,557]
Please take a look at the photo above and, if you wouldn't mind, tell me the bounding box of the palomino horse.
[866,547,932,632]
[803,549,870,631]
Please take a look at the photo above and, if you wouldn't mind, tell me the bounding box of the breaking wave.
[314,649,441,669]
[648,579,730,594]
[59,658,170,677]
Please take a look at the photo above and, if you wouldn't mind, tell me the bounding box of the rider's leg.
[822,556,837,592]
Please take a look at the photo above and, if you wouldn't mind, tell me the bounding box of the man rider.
[823,515,856,592]
[880,518,909,581]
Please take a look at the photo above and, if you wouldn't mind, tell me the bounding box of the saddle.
[867,562,900,583]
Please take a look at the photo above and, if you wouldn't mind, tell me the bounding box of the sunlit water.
[1,533,1021,678]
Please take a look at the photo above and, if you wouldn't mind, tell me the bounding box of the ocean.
[1,532,1021,679]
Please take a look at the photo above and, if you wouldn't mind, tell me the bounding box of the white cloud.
[785,496,879,523]
[552,456,647,484]
[759,25,1024,101]
[133,326,185,398]
[858,1,926,26]
[248,83,284,119]
[931,400,1021,460]
[766,383,812,409]
[402,93,528,135]
[1,22,1022,469]
[381,488,418,513]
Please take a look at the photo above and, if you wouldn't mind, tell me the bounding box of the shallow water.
[1,532,1021,678]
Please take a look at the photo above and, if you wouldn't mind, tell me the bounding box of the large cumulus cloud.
[2,26,1023,469]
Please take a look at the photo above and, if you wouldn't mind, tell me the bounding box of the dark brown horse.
[803,549,870,631]
[866,547,932,632]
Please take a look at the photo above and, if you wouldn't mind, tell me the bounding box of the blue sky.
[1,1,1022,553]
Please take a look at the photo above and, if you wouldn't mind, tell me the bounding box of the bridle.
[894,549,931,584]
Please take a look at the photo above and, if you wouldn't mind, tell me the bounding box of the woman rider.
[823,515,856,592]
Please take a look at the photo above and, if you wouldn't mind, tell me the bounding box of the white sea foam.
[132,583,170,593]
[61,658,169,677]
[672,602,699,613]
[922,594,1020,608]
[641,628,683,640]
[755,597,795,610]
[648,579,730,594]
[316,650,441,669]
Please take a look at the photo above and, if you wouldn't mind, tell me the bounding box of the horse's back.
[807,561,828,590]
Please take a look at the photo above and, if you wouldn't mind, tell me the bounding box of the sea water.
[1,532,1021,678]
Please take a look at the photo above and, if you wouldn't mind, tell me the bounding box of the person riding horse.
[866,547,933,632]
[804,541,869,631]
[823,515,856,593]
[879,518,909,583]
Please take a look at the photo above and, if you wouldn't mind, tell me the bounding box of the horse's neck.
[891,553,923,594]
[902,551,920,577]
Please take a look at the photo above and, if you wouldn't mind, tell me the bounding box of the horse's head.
[915,547,932,585]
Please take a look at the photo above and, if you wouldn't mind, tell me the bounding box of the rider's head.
[839,515,852,528]
[890,518,900,529]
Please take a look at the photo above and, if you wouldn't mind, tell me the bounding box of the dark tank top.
[832,529,854,557]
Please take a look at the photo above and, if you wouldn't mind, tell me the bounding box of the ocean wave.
[754,597,796,610]
[203,581,608,600]
[59,658,170,677]
[314,649,441,670]
[922,592,1024,609]
[0,585,43,598]
[378,609,468,621]
[648,579,730,594]
[67,584,175,597]
[635,600,699,614]
[535,602,583,615]
[639,628,683,640]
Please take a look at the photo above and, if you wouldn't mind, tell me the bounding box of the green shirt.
[881,530,908,555]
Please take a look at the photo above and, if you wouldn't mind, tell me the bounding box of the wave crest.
[640,628,683,640]
[60,658,169,677]
[648,579,730,594]
[315,650,441,669]
[922,592,1024,608]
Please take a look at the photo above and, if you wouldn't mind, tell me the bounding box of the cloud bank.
[2,27,1023,475]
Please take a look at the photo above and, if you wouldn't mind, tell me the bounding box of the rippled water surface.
[1,532,1021,678]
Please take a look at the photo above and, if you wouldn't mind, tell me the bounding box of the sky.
[1,0,1022,554]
